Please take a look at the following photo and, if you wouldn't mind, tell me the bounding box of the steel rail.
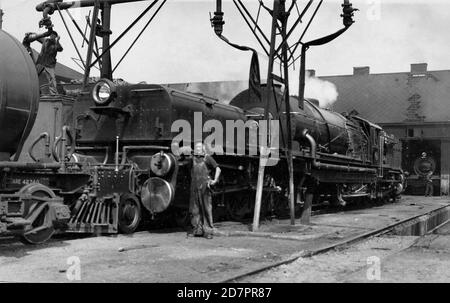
[217,204,450,283]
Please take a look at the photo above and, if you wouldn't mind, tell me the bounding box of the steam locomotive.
[0,29,405,244]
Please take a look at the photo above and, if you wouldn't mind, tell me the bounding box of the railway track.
[0,199,377,245]
[0,197,448,283]
[217,204,450,283]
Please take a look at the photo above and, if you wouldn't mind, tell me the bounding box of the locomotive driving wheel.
[19,183,57,245]
[118,194,142,234]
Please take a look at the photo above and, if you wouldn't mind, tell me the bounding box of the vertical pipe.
[298,45,307,110]
[0,9,4,30]
[379,134,384,178]
[216,0,222,12]
[253,0,280,232]
[53,106,59,145]
[115,135,119,171]
[280,1,296,226]
[60,127,69,173]
[101,2,113,79]
[300,192,313,224]
[83,0,100,88]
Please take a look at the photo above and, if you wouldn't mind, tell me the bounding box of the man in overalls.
[189,142,221,239]
[36,31,63,95]
[425,171,434,197]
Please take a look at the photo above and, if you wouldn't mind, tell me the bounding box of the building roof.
[323,64,450,124]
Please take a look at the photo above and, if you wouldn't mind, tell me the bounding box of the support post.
[298,45,307,110]
[300,192,313,224]
[101,2,113,79]
[280,1,296,226]
[252,0,280,232]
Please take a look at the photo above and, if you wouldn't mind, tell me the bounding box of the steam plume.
[304,71,339,108]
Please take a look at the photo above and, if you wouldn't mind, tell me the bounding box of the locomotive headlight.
[92,79,116,105]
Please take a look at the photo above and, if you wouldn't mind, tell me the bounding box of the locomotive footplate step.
[0,196,448,282]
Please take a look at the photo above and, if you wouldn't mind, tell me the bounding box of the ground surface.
[249,205,450,283]
[0,196,448,283]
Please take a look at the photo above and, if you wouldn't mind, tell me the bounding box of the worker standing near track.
[425,170,434,197]
[181,142,221,239]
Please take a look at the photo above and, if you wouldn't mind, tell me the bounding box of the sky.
[1,0,450,88]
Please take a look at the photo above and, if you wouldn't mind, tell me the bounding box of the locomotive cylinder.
[0,30,40,160]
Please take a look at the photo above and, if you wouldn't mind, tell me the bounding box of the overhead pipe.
[115,136,120,171]
[36,0,148,11]
[302,129,377,174]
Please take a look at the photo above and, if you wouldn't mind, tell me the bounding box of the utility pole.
[252,0,281,232]
[280,1,296,226]
[0,9,4,30]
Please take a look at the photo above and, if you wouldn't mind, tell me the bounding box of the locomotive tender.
[0,23,404,244]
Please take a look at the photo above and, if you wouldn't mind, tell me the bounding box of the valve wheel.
[118,194,142,234]
[19,183,57,245]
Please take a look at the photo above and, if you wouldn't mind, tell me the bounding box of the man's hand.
[177,146,192,157]
[208,179,218,187]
